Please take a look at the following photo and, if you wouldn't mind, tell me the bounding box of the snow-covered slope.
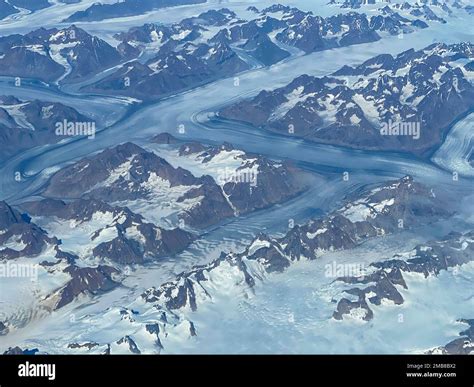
[3,176,462,354]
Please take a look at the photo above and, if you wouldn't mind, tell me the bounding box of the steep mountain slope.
[0,26,137,84]
[220,42,474,155]
[0,95,92,160]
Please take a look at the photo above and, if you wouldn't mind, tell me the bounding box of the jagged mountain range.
[0,95,92,160]
[81,4,434,100]
[21,198,195,265]
[0,1,472,357]
[0,25,138,84]
[220,42,474,155]
[333,230,474,321]
[0,135,307,336]
[1,175,462,354]
[141,176,450,314]
[43,138,306,229]
[0,201,121,318]
[0,2,458,95]
[63,0,207,23]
